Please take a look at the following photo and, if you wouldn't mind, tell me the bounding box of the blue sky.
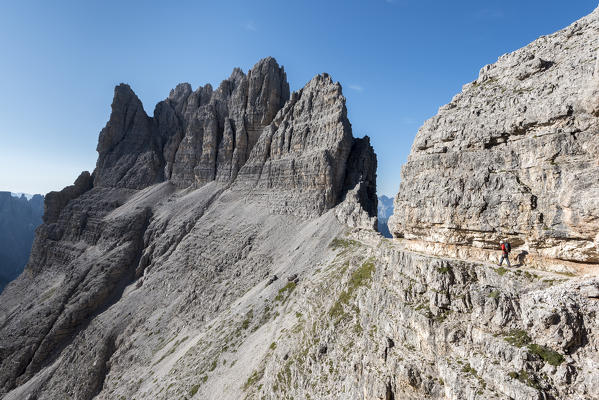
[0,1,597,196]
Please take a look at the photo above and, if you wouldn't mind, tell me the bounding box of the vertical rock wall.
[389,8,599,264]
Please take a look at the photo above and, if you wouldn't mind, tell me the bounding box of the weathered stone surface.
[94,58,289,191]
[0,57,377,399]
[389,7,599,264]
[94,85,164,189]
[2,8,598,400]
[235,73,375,218]
[44,170,93,223]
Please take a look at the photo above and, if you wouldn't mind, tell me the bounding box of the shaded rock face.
[0,192,44,292]
[0,57,377,399]
[389,8,599,264]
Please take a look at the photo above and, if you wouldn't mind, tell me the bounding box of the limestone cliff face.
[94,58,290,190]
[0,57,376,399]
[389,8,599,264]
[2,10,599,400]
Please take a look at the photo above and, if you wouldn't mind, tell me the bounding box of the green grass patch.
[329,238,360,250]
[527,343,564,366]
[508,370,540,389]
[243,367,265,391]
[488,290,500,299]
[461,363,477,375]
[496,267,508,276]
[274,281,297,303]
[241,309,254,330]
[504,329,531,348]
[328,259,376,322]
[189,383,200,396]
[437,265,452,274]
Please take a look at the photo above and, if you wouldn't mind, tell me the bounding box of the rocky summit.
[1,8,599,400]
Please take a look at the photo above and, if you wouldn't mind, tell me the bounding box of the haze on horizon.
[0,0,596,197]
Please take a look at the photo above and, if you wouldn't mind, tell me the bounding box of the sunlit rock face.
[390,8,599,264]
[0,57,376,399]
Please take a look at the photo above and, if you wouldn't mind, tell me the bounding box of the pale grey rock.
[389,7,599,264]
[234,73,363,218]
[0,57,376,399]
[1,8,599,400]
[166,57,290,188]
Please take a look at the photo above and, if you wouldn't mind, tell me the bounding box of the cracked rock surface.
[389,7,599,264]
[1,8,599,400]
[0,57,376,399]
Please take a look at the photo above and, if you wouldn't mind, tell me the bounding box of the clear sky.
[0,1,597,196]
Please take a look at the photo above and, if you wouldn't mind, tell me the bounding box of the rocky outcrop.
[2,8,598,400]
[235,73,374,218]
[164,58,290,188]
[389,7,599,265]
[43,171,93,223]
[238,232,599,400]
[0,57,376,399]
[0,192,43,293]
[94,58,290,191]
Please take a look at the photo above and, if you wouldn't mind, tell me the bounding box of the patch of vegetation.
[243,366,265,390]
[496,267,508,276]
[189,383,200,396]
[488,290,500,299]
[328,259,376,323]
[269,341,277,350]
[523,270,540,280]
[329,238,360,250]
[434,309,451,322]
[508,369,540,389]
[437,265,452,274]
[504,329,531,348]
[527,343,564,366]
[239,309,254,331]
[274,281,297,303]
[461,363,477,375]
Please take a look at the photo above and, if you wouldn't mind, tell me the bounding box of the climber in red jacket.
[498,239,511,267]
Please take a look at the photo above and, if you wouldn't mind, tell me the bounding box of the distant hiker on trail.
[498,239,511,267]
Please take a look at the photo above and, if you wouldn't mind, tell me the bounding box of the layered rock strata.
[0,57,377,399]
[94,57,290,190]
[389,8,599,265]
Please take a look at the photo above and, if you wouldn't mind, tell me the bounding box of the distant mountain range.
[0,192,44,293]
[377,195,393,238]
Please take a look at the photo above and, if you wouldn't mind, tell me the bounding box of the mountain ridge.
[1,8,599,400]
